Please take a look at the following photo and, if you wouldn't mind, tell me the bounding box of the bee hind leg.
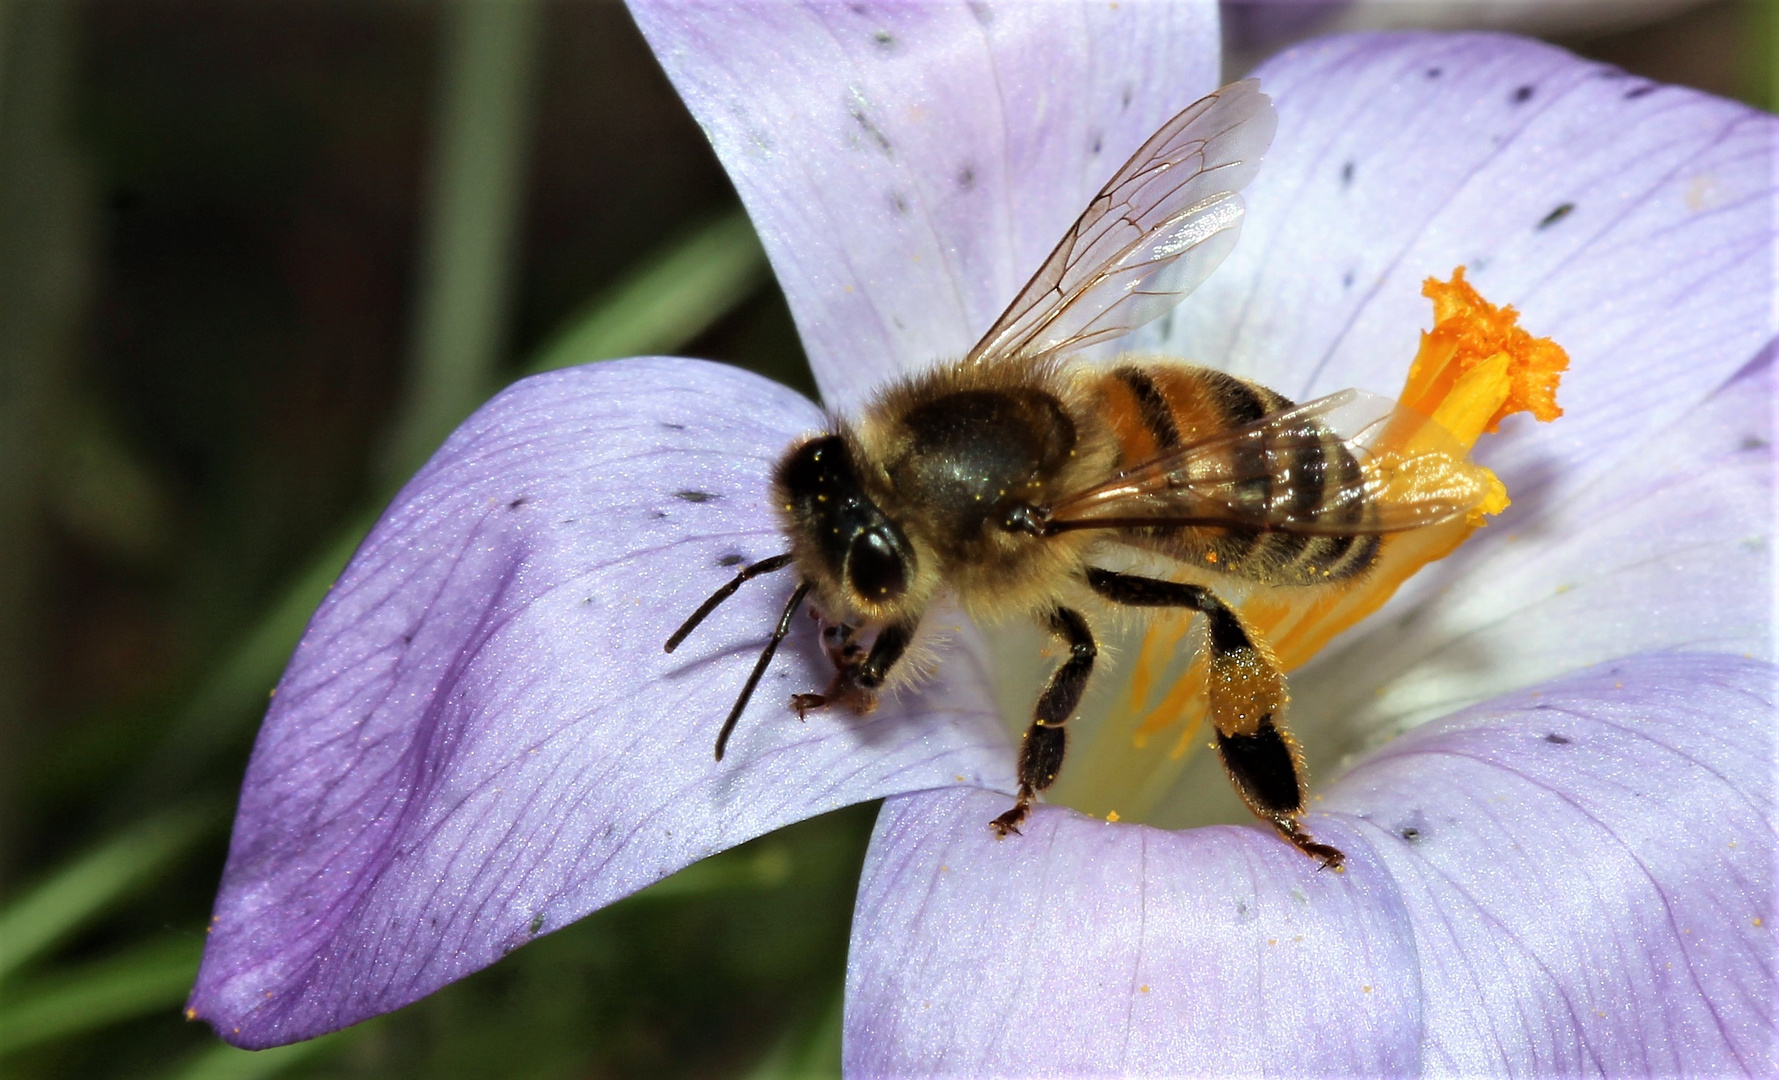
[1083,568,1345,869]
[992,607,1095,838]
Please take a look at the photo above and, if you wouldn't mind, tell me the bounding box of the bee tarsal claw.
[989,803,1029,838]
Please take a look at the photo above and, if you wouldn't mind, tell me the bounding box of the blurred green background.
[0,1,1766,1077]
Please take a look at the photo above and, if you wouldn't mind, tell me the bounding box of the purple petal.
[846,788,1422,1078]
[1327,651,1776,1075]
[1143,32,1775,501]
[189,358,1013,1048]
[1128,32,1776,735]
[629,0,1218,411]
[1225,0,1720,56]
[847,652,1776,1076]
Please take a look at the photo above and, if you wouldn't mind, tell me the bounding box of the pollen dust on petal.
[1113,268,1569,765]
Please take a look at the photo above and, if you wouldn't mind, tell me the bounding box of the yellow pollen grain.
[1754,917,1764,927]
[1362,985,1373,994]
[1139,984,1150,993]
[1106,810,1121,822]
[1109,269,1570,770]
[185,1008,197,1020]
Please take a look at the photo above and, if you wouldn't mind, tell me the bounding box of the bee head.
[775,435,916,616]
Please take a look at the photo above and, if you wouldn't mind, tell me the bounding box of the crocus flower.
[189,3,1776,1074]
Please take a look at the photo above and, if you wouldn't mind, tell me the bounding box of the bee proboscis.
[665,80,1489,867]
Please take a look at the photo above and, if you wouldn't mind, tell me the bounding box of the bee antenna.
[714,579,812,761]
[664,552,795,653]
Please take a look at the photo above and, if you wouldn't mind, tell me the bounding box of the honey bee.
[665,80,1488,868]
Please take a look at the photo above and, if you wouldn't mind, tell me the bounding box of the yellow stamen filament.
[1060,269,1569,819]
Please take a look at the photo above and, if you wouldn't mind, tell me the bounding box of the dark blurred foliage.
[0,1,1761,1076]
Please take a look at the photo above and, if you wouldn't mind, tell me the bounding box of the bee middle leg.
[1084,568,1345,869]
[990,607,1096,838]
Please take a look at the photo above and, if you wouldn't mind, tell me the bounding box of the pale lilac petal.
[845,788,1420,1078]
[1130,32,1776,741]
[629,0,1218,411]
[847,652,1776,1077]
[1144,32,1775,500]
[1327,651,1776,1075]
[1295,343,1774,748]
[1225,0,1718,56]
[189,358,1013,1048]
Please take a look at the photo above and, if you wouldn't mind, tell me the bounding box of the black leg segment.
[991,606,1096,837]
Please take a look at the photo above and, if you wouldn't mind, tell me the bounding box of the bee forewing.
[966,79,1278,365]
[1049,390,1491,536]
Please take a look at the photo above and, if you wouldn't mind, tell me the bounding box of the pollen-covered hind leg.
[991,607,1095,837]
[1083,567,1345,869]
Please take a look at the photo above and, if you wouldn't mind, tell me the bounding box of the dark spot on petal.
[1545,733,1572,745]
[1121,84,1133,110]
[956,164,976,191]
[968,1,993,25]
[1399,827,1421,842]
[887,190,909,214]
[529,912,545,935]
[1511,84,1535,105]
[1537,202,1574,230]
[651,510,668,519]
[676,490,717,503]
[1425,66,1442,79]
[1625,84,1656,100]
[1089,133,1102,155]
[850,105,893,155]
[1740,435,1769,451]
[1595,67,1628,80]
[660,421,686,431]
[718,553,745,567]
[507,496,529,510]
[1342,269,1355,289]
[847,2,866,13]
[872,28,895,49]
[1340,160,1354,186]
[401,633,414,645]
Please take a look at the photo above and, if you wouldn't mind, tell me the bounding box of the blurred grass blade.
[161,1028,359,1080]
[120,509,376,812]
[527,210,767,374]
[745,982,843,1080]
[0,937,199,1057]
[117,208,768,818]
[383,0,543,479]
[0,807,212,984]
[627,836,792,904]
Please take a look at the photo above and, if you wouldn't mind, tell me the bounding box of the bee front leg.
[1083,568,1344,869]
[991,607,1095,838]
[792,620,914,718]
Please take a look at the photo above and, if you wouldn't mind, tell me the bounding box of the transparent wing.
[1046,391,1493,536]
[965,79,1277,366]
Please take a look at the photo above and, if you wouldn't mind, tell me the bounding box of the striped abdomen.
[1089,361,1379,586]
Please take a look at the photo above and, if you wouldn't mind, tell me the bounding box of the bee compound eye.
[847,529,909,602]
